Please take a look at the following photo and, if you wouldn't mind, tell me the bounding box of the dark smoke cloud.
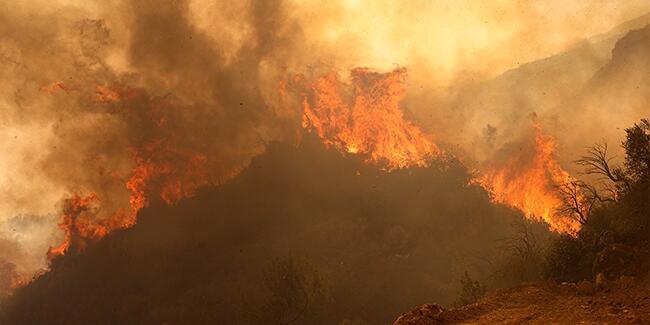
[0,0,306,287]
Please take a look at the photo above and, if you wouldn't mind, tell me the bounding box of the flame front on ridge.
[299,67,441,171]
[476,125,583,234]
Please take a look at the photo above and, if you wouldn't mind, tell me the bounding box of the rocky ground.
[393,274,650,324]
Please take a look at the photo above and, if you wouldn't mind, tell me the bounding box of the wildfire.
[47,194,117,259]
[41,71,579,266]
[46,84,211,260]
[127,139,210,208]
[476,125,582,234]
[299,68,440,170]
[1,261,25,296]
[296,68,582,232]
[94,85,122,103]
[40,81,69,94]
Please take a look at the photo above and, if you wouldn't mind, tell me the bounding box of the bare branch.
[576,143,613,180]
[556,181,588,224]
[575,142,631,190]
[555,178,617,226]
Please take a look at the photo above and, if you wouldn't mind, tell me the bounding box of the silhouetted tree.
[495,220,548,284]
[453,271,486,307]
[254,255,327,325]
[575,142,629,193]
[557,180,612,225]
[544,235,592,282]
[622,119,650,183]
[545,119,650,281]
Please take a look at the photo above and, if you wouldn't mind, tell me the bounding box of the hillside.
[1,6,649,325]
[393,21,650,324]
[394,270,650,324]
[447,17,650,170]
[0,136,541,324]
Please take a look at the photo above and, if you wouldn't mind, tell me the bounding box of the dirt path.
[393,275,650,324]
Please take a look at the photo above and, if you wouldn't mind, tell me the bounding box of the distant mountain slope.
[587,24,650,102]
[452,13,650,171]
[393,22,650,325]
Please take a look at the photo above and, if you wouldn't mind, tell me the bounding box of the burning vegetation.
[299,68,441,170]
[1,1,649,324]
[41,66,586,268]
[477,125,583,234]
[297,68,586,235]
[43,85,214,260]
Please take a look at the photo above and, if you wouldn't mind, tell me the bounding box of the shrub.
[453,271,487,307]
[254,255,327,324]
[544,235,593,282]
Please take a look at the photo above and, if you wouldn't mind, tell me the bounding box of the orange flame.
[46,85,211,260]
[93,85,121,103]
[40,81,69,94]
[299,68,441,170]
[1,261,24,296]
[47,193,128,259]
[476,125,582,233]
[127,139,210,208]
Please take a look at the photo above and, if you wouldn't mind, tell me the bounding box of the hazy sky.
[282,0,650,79]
